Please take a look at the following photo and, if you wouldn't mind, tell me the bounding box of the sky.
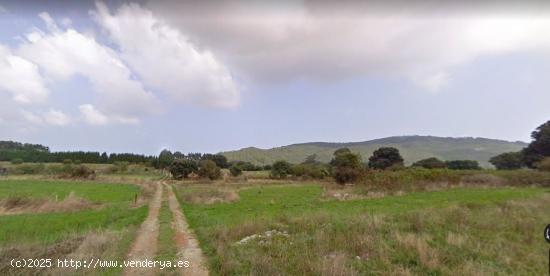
[0,0,549,154]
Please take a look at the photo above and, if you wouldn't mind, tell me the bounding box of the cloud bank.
[149,0,550,91]
[0,1,240,130]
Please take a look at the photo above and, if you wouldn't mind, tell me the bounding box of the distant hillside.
[221,136,528,167]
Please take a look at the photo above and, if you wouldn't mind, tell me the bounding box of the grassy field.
[0,178,149,275]
[175,183,549,275]
[0,179,140,203]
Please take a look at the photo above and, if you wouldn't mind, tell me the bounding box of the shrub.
[535,157,550,172]
[445,160,481,170]
[229,164,243,177]
[46,163,75,176]
[169,159,198,180]
[198,160,222,180]
[63,159,73,165]
[292,164,328,179]
[270,160,293,179]
[489,152,524,170]
[330,148,364,184]
[368,147,404,170]
[11,159,23,165]
[14,163,45,174]
[70,165,95,179]
[412,157,446,169]
[113,161,129,173]
[231,161,262,171]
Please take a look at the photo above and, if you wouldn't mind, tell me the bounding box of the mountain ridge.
[221,135,528,167]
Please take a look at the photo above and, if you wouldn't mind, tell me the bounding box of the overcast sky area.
[1,0,550,154]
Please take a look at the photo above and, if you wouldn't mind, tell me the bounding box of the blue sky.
[0,1,549,154]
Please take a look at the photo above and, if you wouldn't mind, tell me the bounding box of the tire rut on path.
[164,183,209,276]
[124,182,163,276]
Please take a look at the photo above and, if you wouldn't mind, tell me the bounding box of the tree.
[489,152,524,170]
[202,154,229,168]
[445,160,480,170]
[158,149,174,169]
[198,160,221,180]
[229,164,243,176]
[270,160,293,178]
[333,148,351,157]
[368,147,404,170]
[330,148,364,184]
[412,157,446,169]
[169,159,198,180]
[302,154,320,165]
[522,120,550,168]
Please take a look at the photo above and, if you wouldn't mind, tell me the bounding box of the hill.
[221,136,528,167]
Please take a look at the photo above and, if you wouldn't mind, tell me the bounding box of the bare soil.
[164,183,209,276]
[124,182,163,276]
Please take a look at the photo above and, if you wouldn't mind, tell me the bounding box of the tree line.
[489,120,550,170]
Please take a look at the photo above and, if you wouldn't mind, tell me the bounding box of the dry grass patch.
[180,188,239,204]
[395,232,440,269]
[0,192,96,215]
[446,232,466,247]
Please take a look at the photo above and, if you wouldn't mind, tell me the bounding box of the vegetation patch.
[176,184,546,274]
[178,186,239,204]
[0,191,96,215]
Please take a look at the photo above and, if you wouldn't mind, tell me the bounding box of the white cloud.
[149,1,550,92]
[92,1,240,108]
[20,110,43,125]
[0,45,49,104]
[43,109,71,126]
[79,104,109,125]
[79,104,139,126]
[17,13,160,120]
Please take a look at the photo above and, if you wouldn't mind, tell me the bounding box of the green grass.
[0,179,140,203]
[0,179,147,246]
[176,184,548,275]
[157,200,177,263]
[179,184,543,228]
[0,205,147,245]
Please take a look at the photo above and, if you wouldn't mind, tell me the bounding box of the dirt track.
[165,183,209,276]
[124,182,163,276]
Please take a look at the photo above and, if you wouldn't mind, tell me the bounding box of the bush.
[70,165,95,179]
[330,148,364,184]
[292,164,328,179]
[46,164,73,176]
[169,159,198,180]
[14,163,45,174]
[445,160,481,170]
[230,161,262,171]
[229,164,243,177]
[111,161,129,173]
[412,157,446,169]
[368,147,404,170]
[489,152,524,170]
[271,160,293,179]
[11,159,23,165]
[198,160,221,180]
[63,159,73,165]
[535,157,550,172]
